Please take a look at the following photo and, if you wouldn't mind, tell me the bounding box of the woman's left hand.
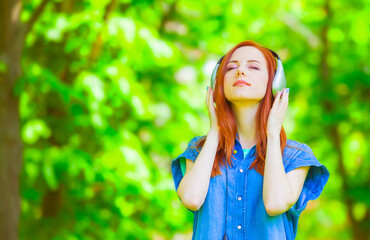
[266,88,289,136]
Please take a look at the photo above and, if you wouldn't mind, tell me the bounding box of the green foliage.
[17,0,369,239]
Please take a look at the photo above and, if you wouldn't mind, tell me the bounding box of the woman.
[171,40,329,240]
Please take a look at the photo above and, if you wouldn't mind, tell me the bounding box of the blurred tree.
[0,0,49,239]
[317,0,369,238]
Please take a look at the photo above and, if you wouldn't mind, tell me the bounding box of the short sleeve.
[171,136,203,214]
[285,143,330,217]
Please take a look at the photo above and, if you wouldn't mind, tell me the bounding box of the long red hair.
[196,40,288,177]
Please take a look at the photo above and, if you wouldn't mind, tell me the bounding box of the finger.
[275,89,283,98]
[208,88,213,107]
[284,88,289,101]
[272,91,282,108]
[206,87,210,107]
[283,88,289,103]
[210,90,216,110]
[205,89,208,107]
[280,90,288,110]
[284,90,290,108]
[280,89,288,107]
[281,89,289,110]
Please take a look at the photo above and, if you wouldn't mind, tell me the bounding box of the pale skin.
[181,46,309,216]
[263,89,310,216]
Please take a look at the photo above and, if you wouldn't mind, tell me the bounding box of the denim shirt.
[171,133,330,240]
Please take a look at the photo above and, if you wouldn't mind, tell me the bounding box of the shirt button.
[239,169,243,173]
[238,196,242,201]
[237,225,242,229]
[234,150,237,154]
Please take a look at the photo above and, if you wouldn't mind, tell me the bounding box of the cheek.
[256,72,269,86]
[223,74,233,86]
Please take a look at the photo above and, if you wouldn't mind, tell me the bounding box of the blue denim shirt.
[171,133,330,240]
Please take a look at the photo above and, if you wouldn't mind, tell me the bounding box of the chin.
[226,91,250,98]
[226,92,263,102]
[237,97,260,102]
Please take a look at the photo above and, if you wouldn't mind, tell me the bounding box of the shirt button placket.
[235,147,244,239]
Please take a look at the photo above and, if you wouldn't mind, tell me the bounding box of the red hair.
[195,40,288,177]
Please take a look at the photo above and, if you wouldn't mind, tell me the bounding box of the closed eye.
[227,67,259,71]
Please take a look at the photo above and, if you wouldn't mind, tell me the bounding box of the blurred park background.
[0,0,369,239]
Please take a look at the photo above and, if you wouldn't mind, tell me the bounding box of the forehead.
[229,46,265,64]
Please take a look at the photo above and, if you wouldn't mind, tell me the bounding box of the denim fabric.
[242,148,250,158]
[171,133,330,240]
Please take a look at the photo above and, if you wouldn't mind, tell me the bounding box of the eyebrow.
[228,60,261,65]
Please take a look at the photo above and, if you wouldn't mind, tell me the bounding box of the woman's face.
[223,46,269,103]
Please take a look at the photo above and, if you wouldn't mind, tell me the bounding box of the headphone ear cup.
[210,56,225,89]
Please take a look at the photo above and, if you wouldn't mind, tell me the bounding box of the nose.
[236,68,246,77]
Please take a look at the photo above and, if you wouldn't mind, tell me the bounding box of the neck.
[231,100,259,149]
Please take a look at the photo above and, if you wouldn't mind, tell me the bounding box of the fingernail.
[286,88,290,93]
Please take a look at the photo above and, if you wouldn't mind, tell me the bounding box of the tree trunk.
[0,0,24,239]
[1,0,48,238]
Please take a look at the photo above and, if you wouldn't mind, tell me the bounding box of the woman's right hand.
[206,86,219,132]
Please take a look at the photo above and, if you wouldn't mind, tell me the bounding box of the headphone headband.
[265,48,280,60]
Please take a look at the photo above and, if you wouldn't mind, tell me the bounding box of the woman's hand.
[267,88,289,136]
[206,86,219,132]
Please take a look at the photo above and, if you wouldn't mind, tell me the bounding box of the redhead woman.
[171,40,329,240]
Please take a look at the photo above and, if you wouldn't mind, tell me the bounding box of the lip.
[233,79,251,87]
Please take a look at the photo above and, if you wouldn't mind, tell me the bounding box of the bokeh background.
[0,0,369,239]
